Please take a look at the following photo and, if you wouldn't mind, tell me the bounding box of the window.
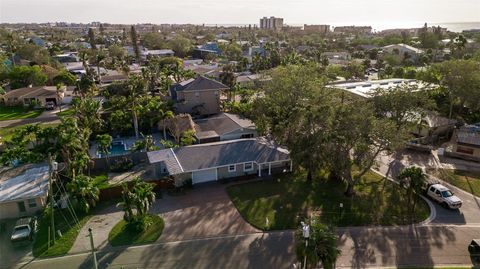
[195,91,200,97]
[228,165,236,172]
[244,162,253,172]
[240,134,254,139]
[28,199,37,208]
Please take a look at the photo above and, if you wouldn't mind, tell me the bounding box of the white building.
[329,79,430,98]
[0,165,50,220]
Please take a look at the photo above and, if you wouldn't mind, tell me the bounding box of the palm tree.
[397,167,428,221]
[158,109,174,139]
[66,174,100,212]
[126,74,147,138]
[296,218,340,269]
[72,97,103,132]
[117,178,156,229]
[96,134,112,167]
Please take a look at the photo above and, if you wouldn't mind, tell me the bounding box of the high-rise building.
[259,17,284,30]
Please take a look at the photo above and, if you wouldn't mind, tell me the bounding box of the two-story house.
[169,76,229,117]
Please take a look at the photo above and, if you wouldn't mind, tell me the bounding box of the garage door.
[192,168,217,184]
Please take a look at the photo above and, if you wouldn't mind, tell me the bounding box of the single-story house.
[382,44,424,61]
[194,113,257,143]
[148,138,291,185]
[447,124,480,162]
[0,165,49,220]
[1,86,65,107]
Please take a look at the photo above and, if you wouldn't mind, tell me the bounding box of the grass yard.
[433,169,480,197]
[108,214,164,247]
[92,173,111,189]
[0,123,60,143]
[0,105,43,121]
[33,209,92,257]
[56,109,75,118]
[227,170,430,230]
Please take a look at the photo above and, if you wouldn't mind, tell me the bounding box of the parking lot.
[0,219,34,269]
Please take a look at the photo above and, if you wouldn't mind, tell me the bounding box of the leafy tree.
[16,43,51,65]
[142,32,166,50]
[370,85,433,130]
[180,130,196,146]
[397,167,428,221]
[295,218,340,269]
[53,70,76,86]
[8,65,48,89]
[66,174,100,212]
[168,36,192,58]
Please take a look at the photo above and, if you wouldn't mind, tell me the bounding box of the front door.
[17,201,26,213]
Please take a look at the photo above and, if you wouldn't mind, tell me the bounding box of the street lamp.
[301,221,310,269]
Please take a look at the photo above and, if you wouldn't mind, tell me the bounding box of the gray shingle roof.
[194,113,255,138]
[174,76,229,92]
[147,148,183,174]
[148,139,290,174]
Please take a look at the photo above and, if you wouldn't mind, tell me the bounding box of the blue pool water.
[98,143,129,157]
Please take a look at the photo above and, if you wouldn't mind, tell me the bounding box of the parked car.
[45,101,55,110]
[426,184,462,209]
[469,239,480,261]
[10,217,37,243]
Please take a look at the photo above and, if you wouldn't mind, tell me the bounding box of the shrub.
[110,157,133,172]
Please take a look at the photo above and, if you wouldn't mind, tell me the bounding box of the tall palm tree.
[96,134,112,167]
[66,174,100,212]
[158,109,174,139]
[72,97,103,132]
[397,167,428,221]
[126,74,147,138]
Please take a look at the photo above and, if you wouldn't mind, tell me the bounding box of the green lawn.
[56,109,75,118]
[0,123,60,143]
[108,214,164,247]
[33,209,92,257]
[92,173,111,189]
[226,170,430,230]
[0,105,43,121]
[434,169,480,197]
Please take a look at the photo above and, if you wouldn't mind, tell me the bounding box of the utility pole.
[48,154,55,245]
[88,228,98,269]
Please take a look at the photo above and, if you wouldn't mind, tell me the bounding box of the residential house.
[1,86,65,107]
[147,138,291,185]
[382,44,424,61]
[0,165,49,220]
[194,113,257,143]
[193,42,222,59]
[169,76,229,116]
[447,124,480,162]
[322,51,351,65]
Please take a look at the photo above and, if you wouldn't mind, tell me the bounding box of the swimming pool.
[98,141,129,157]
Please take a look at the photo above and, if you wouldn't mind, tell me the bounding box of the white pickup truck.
[426,184,462,209]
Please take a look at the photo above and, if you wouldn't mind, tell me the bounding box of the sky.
[1,0,479,30]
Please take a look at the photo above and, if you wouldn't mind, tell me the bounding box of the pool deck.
[89,133,168,158]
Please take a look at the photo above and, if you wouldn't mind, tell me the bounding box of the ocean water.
[211,22,480,33]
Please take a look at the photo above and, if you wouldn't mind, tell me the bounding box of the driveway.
[376,150,480,225]
[153,183,260,242]
[69,183,259,254]
[0,219,34,267]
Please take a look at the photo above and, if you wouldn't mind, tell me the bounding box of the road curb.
[370,168,437,225]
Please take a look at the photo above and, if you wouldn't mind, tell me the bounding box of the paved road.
[8,226,480,269]
[6,151,480,269]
